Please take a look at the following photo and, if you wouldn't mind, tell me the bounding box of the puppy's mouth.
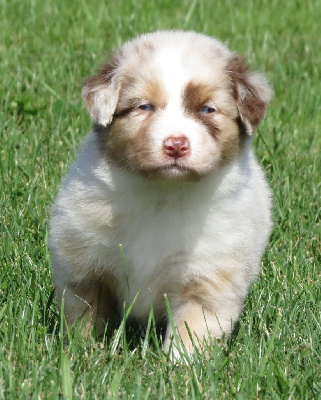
[144,160,204,181]
[162,161,192,174]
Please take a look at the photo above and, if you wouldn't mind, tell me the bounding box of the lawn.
[0,0,320,398]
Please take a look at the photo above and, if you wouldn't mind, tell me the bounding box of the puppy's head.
[83,31,272,180]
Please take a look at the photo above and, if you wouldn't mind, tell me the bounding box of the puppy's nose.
[163,136,190,159]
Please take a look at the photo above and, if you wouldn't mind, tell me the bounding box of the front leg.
[163,273,247,359]
[55,276,118,338]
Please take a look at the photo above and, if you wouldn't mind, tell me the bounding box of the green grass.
[1,0,320,398]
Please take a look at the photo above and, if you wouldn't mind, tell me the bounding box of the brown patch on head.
[226,54,272,134]
[183,81,241,165]
[114,74,167,117]
[183,82,214,114]
[183,81,220,139]
[143,79,167,108]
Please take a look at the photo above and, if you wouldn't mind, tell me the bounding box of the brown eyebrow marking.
[183,81,215,113]
[182,81,220,139]
[143,80,167,108]
[113,75,168,120]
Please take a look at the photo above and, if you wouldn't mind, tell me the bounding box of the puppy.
[49,31,272,358]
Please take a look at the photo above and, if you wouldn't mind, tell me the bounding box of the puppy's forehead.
[120,32,231,95]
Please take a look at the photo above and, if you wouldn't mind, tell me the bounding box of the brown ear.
[82,59,120,127]
[227,54,272,135]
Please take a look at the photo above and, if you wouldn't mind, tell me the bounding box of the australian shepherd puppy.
[49,31,272,359]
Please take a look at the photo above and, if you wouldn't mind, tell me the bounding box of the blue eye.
[139,104,154,111]
[201,106,216,114]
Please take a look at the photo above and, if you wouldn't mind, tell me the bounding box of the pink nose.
[163,136,190,159]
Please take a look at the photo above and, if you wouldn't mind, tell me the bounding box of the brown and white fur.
[49,31,272,359]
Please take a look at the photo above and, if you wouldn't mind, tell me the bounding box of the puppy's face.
[83,32,272,180]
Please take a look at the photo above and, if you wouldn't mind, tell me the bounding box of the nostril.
[163,136,190,159]
[165,144,175,151]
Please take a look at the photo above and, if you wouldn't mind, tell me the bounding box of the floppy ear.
[82,61,120,127]
[227,54,272,135]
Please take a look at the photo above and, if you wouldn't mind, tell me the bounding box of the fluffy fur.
[49,31,272,358]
